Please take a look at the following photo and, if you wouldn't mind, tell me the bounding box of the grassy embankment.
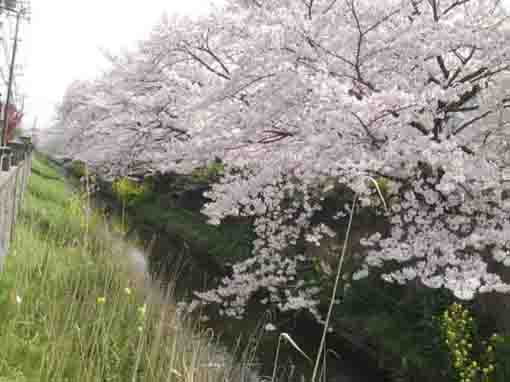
[0,156,255,382]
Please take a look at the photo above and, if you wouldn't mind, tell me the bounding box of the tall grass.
[310,177,388,382]
[0,156,257,382]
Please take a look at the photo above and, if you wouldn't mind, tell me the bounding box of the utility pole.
[0,1,30,147]
[1,7,21,146]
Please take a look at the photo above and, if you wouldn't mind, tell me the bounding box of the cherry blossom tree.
[56,0,510,318]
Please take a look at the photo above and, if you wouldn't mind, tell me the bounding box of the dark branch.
[443,0,472,16]
[409,121,429,135]
[460,67,487,83]
[181,45,231,81]
[436,56,450,79]
[350,111,385,148]
[453,110,492,135]
[196,46,231,77]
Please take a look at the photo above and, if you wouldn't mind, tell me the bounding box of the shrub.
[439,303,498,382]
[70,160,87,179]
[190,161,224,183]
[112,177,149,207]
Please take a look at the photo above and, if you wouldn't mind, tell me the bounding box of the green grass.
[131,197,255,264]
[0,156,256,382]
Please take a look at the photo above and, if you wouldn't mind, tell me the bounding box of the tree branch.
[409,121,429,135]
[181,45,231,80]
[436,55,450,79]
[453,110,492,135]
[350,111,385,148]
[442,0,472,16]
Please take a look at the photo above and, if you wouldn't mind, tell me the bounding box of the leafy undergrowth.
[335,276,510,382]
[130,195,255,264]
[335,277,453,381]
[0,156,258,382]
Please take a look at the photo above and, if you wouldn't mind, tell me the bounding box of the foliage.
[336,277,453,380]
[70,160,87,179]
[52,0,510,319]
[439,303,497,382]
[127,191,255,265]
[190,161,225,183]
[112,177,149,207]
[491,334,510,381]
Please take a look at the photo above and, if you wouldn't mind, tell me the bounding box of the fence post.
[19,136,31,199]
[8,141,24,166]
[0,146,12,172]
[19,136,31,149]
[0,146,11,271]
[7,142,24,244]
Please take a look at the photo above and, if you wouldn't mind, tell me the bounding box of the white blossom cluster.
[193,253,323,320]
[50,0,510,318]
[358,167,510,300]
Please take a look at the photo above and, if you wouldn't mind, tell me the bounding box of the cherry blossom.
[51,0,510,316]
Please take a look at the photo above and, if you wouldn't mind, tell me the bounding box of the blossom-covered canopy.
[54,0,510,317]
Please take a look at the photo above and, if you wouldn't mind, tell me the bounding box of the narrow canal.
[54,159,389,382]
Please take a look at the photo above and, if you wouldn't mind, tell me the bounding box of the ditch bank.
[93,176,389,381]
[53,157,451,381]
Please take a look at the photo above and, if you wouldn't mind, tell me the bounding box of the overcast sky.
[17,0,221,130]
